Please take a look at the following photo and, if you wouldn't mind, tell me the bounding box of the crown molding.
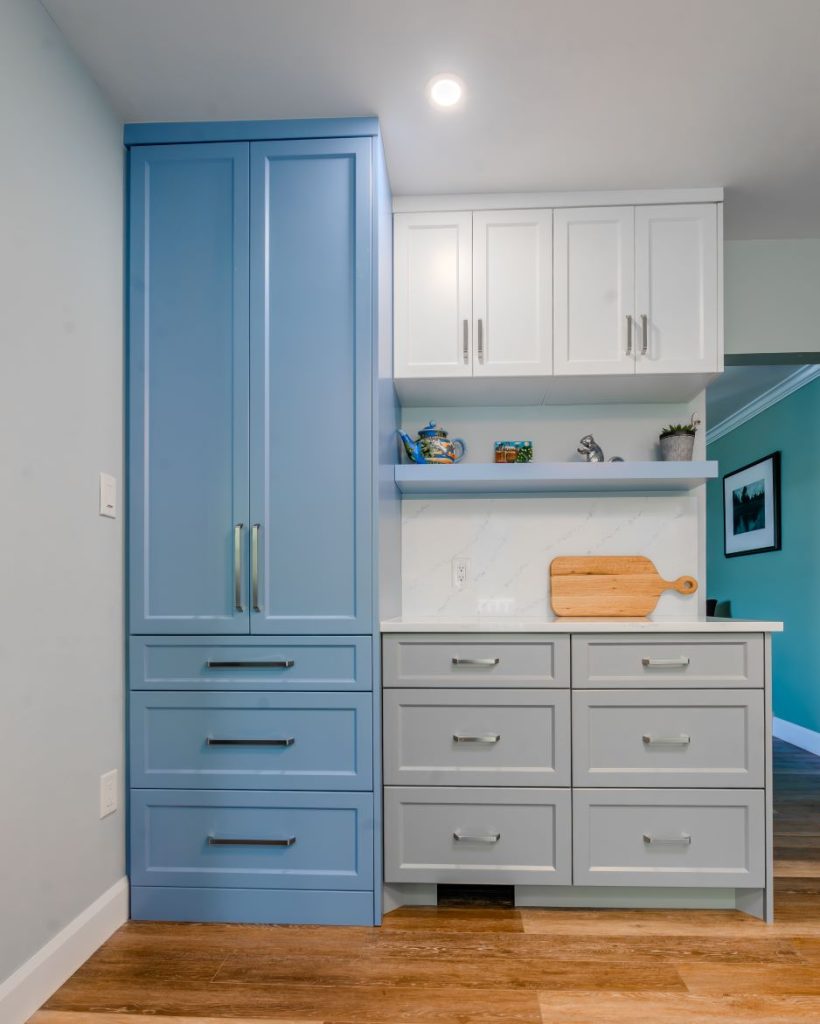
[707,364,820,444]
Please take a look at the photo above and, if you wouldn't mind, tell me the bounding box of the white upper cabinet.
[635,204,719,374]
[553,207,635,376]
[472,210,553,377]
[394,212,472,378]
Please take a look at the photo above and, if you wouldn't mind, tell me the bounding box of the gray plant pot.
[659,432,696,461]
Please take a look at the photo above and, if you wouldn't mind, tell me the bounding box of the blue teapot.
[399,421,466,465]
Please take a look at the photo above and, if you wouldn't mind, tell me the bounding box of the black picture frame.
[722,451,782,558]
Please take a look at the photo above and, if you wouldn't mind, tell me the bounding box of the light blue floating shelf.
[395,461,719,495]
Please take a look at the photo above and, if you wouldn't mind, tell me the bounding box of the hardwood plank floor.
[30,739,820,1024]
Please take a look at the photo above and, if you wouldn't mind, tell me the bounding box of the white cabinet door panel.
[473,210,552,376]
[635,203,718,374]
[554,207,635,376]
[394,212,472,378]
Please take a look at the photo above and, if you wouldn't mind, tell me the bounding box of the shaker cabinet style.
[554,203,719,376]
[394,209,553,379]
[130,138,372,635]
[393,211,472,378]
[129,143,251,634]
[395,194,722,389]
[126,119,391,927]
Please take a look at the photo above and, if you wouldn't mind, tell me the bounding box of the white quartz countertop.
[380,616,783,634]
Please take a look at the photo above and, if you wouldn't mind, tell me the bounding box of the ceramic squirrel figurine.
[577,434,624,463]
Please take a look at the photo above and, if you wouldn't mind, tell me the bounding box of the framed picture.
[722,451,781,557]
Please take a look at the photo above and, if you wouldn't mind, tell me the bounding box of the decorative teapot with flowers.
[398,421,467,465]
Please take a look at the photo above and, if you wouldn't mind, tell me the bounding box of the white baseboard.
[0,877,128,1024]
[773,716,820,757]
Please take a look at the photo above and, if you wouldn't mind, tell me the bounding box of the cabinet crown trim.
[393,188,723,214]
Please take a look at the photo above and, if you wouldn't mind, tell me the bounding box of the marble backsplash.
[402,495,700,619]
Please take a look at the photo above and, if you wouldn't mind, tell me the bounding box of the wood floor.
[31,739,820,1024]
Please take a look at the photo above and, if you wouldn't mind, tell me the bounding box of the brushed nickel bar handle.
[251,523,261,612]
[477,318,484,363]
[207,737,295,747]
[641,313,648,355]
[452,657,500,667]
[234,523,245,612]
[641,657,690,668]
[626,314,633,355]
[643,833,691,846]
[208,836,296,847]
[642,734,691,746]
[454,831,500,843]
[463,319,469,363]
[207,660,295,669]
[453,734,500,744]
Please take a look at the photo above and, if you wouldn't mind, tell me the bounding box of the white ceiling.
[706,364,805,426]
[42,0,820,240]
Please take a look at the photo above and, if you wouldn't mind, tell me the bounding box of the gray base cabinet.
[382,631,772,920]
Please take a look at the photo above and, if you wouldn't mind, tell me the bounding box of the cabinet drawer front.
[573,789,765,887]
[571,635,763,688]
[384,787,571,885]
[573,689,764,787]
[129,636,371,691]
[131,692,372,790]
[131,790,373,890]
[383,634,570,688]
[384,689,570,786]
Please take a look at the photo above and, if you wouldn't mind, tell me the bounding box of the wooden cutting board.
[550,556,698,617]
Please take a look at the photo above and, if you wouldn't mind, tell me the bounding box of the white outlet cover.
[100,769,118,818]
[99,472,117,518]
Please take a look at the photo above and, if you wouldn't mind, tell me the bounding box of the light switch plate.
[99,472,117,518]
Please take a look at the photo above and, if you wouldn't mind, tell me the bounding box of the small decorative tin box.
[494,441,533,463]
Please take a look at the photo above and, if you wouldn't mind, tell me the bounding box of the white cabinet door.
[394,211,472,378]
[635,204,718,374]
[553,207,635,376]
[472,210,552,377]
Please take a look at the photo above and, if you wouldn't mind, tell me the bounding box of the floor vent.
[436,884,515,908]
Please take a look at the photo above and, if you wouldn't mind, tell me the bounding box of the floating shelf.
[395,461,718,495]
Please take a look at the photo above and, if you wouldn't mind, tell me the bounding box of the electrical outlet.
[100,769,118,819]
[452,557,470,589]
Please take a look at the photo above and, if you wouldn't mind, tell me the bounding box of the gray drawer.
[571,635,763,689]
[573,789,765,887]
[384,786,571,885]
[572,689,764,788]
[384,689,571,787]
[383,634,570,688]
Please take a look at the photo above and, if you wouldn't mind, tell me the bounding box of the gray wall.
[725,239,820,359]
[0,0,124,984]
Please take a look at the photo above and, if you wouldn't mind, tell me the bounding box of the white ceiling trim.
[707,365,820,445]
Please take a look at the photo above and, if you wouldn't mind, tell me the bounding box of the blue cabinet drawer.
[130,691,373,790]
[131,790,374,891]
[129,636,372,691]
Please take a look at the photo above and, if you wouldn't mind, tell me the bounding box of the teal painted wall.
[707,377,820,734]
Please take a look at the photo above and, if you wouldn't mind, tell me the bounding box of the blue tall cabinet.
[126,119,398,926]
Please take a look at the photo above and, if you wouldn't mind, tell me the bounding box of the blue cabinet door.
[249,139,373,634]
[129,144,251,634]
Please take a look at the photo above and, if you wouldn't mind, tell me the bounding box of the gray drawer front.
[383,634,570,688]
[573,789,765,887]
[571,635,763,689]
[572,689,764,788]
[384,786,572,885]
[384,689,571,787]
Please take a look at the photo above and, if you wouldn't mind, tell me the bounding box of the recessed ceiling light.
[427,73,465,109]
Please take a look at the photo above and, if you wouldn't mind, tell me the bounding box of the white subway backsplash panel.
[402,496,700,619]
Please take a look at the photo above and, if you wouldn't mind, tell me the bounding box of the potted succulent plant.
[659,413,701,461]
